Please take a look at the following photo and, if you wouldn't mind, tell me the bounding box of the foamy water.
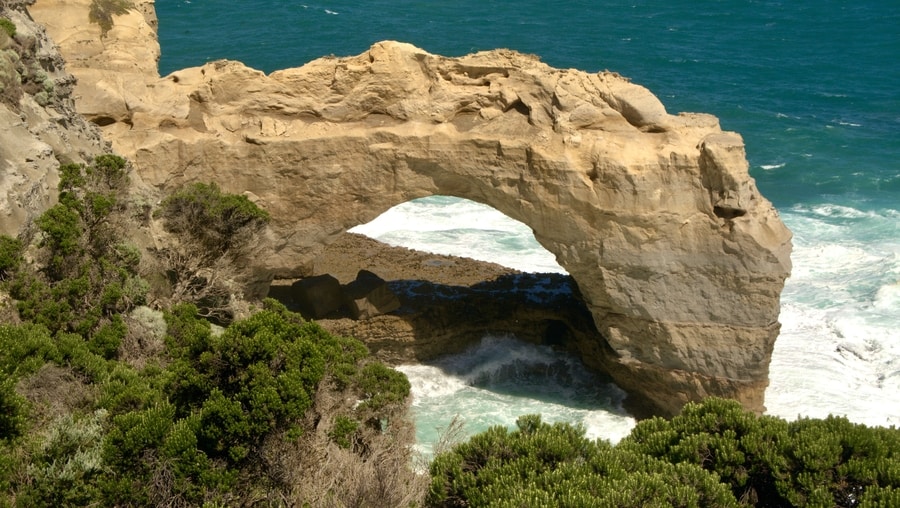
[766,205,900,427]
[395,336,636,459]
[352,196,900,450]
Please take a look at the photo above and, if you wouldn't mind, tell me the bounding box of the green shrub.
[356,361,411,413]
[97,363,164,414]
[429,399,900,507]
[622,397,900,507]
[0,292,414,505]
[329,415,360,449]
[167,302,326,461]
[0,235,21,279]
[0,375,27,442]
[88,0,133,35]
[153,182,270,321]
[0,18,14,38]
[9,156,143,342]
[0,324,59,377]
[427,414,737,507]
[18,411,107,507]
[56,333,112,383]
[156,182,269,255]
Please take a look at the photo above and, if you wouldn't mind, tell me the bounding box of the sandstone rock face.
[30,0,793,416]
[0,1,107,237]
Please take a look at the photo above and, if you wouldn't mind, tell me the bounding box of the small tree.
[0,235,22,280]
[152,182,269,322]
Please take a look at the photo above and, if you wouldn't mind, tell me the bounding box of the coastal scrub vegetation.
[0,12,59,109]
[1,154,899,506]
[0,156,422,505]
[428,399,900,507]
[0,17,14,38]
[151,181,270,323]
[88,0,133,35]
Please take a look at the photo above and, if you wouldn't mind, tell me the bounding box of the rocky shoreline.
[269,233,604,365]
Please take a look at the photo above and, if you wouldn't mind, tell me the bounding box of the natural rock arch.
[31,0,792,416]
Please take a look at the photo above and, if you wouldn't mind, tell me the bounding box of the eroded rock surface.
[0,0,107,237]
[30,0,792,416]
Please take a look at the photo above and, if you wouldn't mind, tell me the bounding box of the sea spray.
[397,335,635,460]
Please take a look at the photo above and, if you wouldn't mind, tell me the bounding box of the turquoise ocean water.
[155,1,900,451]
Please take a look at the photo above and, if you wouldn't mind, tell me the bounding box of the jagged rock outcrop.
[342,270,401,320]
[0,0,107,237]
[29,0,792,416]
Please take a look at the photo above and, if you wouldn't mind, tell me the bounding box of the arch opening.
[349,196,567,275]
[267,196,602,358]
[267,196,636,449]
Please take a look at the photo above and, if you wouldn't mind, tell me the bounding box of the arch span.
[46,28,792,416]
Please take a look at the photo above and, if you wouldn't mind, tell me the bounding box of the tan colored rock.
[342,270,401,320]
[28,0,159,125]
[0,2,107,237]
[29,0,793,417]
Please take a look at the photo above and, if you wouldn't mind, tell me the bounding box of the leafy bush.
[89,299,414,505]
[0,235,21,280]
[623,398,900,507]
[156,182,269,255]
[17,411,107,507]
[152,182,270,322]
[0,323,60,377]
[0,18,14,38]
[329,415,360,449]
[0,375,27,442]
[428,414,736,507]
[6,155,145,341]
[356,361,411,413]
[429,399,900,507]
[166,300,327,461]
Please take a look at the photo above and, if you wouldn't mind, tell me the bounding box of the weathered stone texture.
[29,0,792,416]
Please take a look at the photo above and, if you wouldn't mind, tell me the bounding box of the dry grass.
[256,376,430,507]
[16,364,98,425]
[118,305,167,369]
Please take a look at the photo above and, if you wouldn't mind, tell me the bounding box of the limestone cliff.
[29,0,792,417]
[0,0,107,237]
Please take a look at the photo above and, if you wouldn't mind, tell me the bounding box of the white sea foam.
[350,197,566,273]
[397,335,635,456]
[874,283,900,311]
[766,302,900,427]
[760,163,786,170]
[766,207,900,427]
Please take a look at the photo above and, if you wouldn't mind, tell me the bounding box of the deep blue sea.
[155,0,900,450]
